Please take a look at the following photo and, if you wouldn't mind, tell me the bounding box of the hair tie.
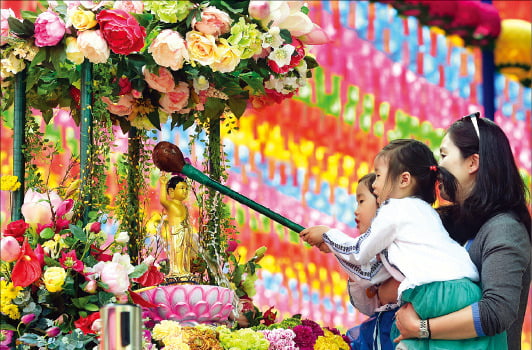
[429,165,437,172]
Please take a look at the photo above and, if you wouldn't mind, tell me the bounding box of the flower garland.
[0,0,330,132]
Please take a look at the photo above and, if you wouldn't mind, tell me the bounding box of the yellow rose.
[43,267,67,293]
[65,37,84,65]
[185,31,217,66]
[70,9,97,31]
[211,38,241,73]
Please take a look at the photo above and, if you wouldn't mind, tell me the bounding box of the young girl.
[300,139,506,349]
[346,173,399,350]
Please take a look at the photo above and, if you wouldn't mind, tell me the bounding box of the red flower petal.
[12,240,42,287]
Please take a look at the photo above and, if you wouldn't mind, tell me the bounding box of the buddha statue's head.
[167,175,188,202]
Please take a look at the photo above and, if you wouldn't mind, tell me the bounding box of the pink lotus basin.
[140,285,234,325]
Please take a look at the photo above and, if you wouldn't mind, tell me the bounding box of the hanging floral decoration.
[0,0,330,131]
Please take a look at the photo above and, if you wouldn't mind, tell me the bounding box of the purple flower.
[46,326,61,337]
[21,313,36,324]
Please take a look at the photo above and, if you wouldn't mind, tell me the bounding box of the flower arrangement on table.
[0,0,329,131]
[0,186,164,349]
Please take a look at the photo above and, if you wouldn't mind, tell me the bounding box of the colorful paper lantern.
[390,0,428,17]
[494,19,532,87]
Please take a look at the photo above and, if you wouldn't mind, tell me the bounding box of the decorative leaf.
[28,48,47,70]
[84,303,99,311]
[8,18,35,37]
[147,109,161,131]
[279,29,292,43]
[204,97,226,120]
[128,263,148,278]
[304,56,319,70]
[131,13,154,28]
[69,224,87,242]
[228,97,247,118]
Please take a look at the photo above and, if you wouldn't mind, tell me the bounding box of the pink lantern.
[448,1,482,39]
[470,2,501,46]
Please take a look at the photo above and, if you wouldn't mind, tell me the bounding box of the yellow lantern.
[494,19,531,87]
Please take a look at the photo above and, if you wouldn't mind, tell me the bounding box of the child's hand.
[299,225,329,246]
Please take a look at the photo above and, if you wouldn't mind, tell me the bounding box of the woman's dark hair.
[358,173,377,198]
[440,116,531,243]
[166,175,186,191]
[376,139,457,205]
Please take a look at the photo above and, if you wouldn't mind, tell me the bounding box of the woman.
[393,113,531,349]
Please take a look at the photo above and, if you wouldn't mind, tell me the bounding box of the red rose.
[96,9,146,55]
[74,311,100,335]
[4,220,29,243]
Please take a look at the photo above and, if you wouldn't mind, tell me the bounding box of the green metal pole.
[11,69,27,221]
[80,59,93,224]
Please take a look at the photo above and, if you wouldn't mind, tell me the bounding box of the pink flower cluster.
[259,328,298,350]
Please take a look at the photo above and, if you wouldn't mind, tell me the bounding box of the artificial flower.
[149,30,189,71]
[268,44,296,73]
[133,265,164,287]
[144,1,194,23]
[74,311,100,335]
[192,6,232,37]
[101,94,135,116]
[70,9,97,31]
[77,29,110,63]
[93,261,130,294]
[11,240,41,287]
[112,0,144,14]
[59,250,84,272]
[227,17,263,59]
[0,329,14,349]
[0,8,15,46]
[0,236,21,262]
[96,9,146,55]
[43,266,67,292]
[65,36,85,65]
[0,53,25,74]
[212,38,241,73]
[34,10,66,47]
[159,82,190,114]
[186,31,218,66]
[143,66,176,93]
[278,11,314,37]
[2,219,29,243]
[299,23,331,45]
[20,313,36,324]
[45,326,61,337]
[20,189,63,225]
[0,175,20,191]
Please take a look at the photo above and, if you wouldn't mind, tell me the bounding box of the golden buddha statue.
[159,174,196,277]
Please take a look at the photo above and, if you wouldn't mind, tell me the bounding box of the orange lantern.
[494,19,532,87]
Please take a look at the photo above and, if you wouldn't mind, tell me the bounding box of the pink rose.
[34,11,66,47]
[148,30,188,71]
[21,189,63,225]
[96,9,146,55]
[99,262,130,294]
[143,66,175,93]
[159,82,190,114]
[77,29,110,63]
[113,1,144,14]
[192,6,232,36]
[101,94,134,116]
[1,9,15,46]
[0,236,21,262]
